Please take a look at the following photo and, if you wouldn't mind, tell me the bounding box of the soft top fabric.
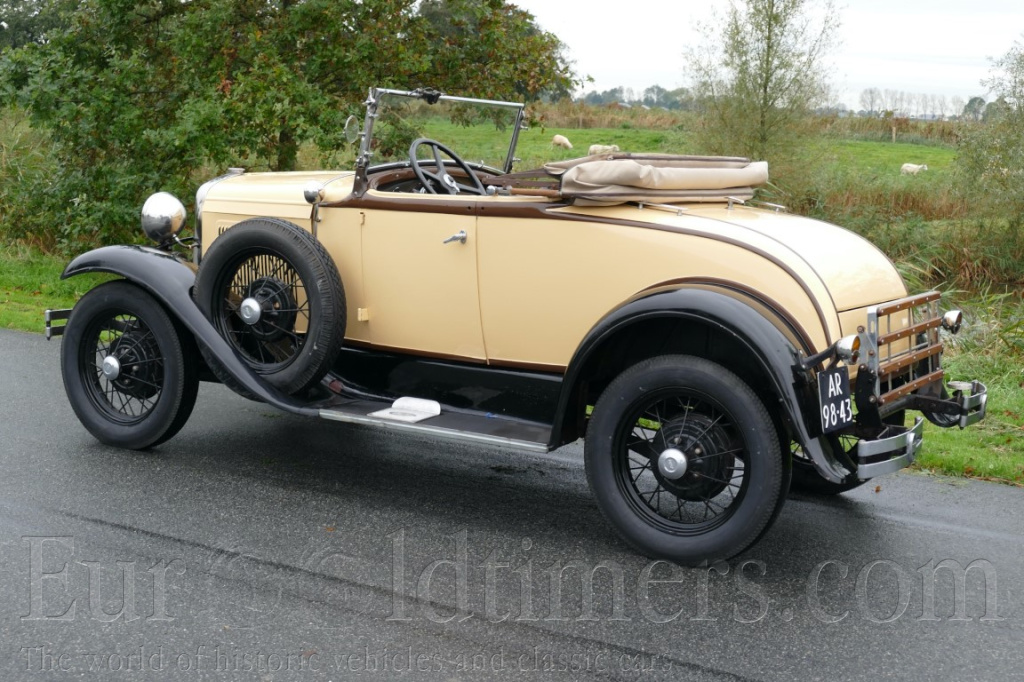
[543,154,769,206]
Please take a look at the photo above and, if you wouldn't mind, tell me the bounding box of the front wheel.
[61,281,199,449]
[585,355,784,565]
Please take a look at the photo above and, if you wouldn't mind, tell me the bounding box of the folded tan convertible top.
[544,154,769,206]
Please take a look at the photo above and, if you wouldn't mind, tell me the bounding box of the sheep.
[588,144,620,156]
[551,134,573,149]
[901,163,928,175]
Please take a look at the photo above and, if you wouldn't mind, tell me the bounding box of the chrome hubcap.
[101,355,121,380]
[239,297,262,325]
[658,448,688,480]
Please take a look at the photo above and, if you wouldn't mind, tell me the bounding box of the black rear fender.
[554,285,850,483]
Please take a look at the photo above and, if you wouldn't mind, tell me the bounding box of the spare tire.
[194,217,346,396]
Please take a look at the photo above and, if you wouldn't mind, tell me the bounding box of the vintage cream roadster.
[46,88,987,564]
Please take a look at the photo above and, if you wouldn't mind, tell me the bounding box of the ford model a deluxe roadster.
[46,88,987,564]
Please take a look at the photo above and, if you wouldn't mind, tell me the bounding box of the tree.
[956,40,1024,219]
[1,0,575,246]
[582,86,624,106]
[664,87,695,111]
[0,0,73,51]
[982,97,1011,122]
[859,87,882,117]
[686,0,840,162]
[963,96,987,121]
[951,96,965,120]
[642,85,669,107]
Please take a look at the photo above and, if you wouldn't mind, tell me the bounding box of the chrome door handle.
[443,230,467,245]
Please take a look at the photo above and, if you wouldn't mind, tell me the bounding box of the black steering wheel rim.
[408,138,487,196]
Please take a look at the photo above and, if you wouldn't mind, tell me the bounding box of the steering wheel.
[408,138,487,196]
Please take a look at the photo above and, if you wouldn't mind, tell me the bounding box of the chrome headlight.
[140,192,187,245]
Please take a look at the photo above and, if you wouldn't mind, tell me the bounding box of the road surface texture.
[1,328,1021,680]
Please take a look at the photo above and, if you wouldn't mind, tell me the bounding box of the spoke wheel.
[195,218,346,397]
[217,257,308,367]
[61,281,198,449]
[586,355,783,565]
[790,437,866,495]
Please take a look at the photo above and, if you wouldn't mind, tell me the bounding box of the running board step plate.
[368,397,441,423]
[319,399,552,452]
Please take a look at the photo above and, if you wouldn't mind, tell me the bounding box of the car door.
[359,197,485,360]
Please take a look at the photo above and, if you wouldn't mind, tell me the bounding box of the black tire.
[194,217,346,396]
[789,438,866,495]
[61,281,199,449]
[585,355,784,565]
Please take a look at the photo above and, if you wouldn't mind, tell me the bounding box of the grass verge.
[917,352,1024,485]
[0,244,111,331]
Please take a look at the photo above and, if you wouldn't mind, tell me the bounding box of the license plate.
[818,366,853,434]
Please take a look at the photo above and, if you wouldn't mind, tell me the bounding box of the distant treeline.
[578,85,996,122]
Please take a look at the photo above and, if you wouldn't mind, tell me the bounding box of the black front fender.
[556,286,851,483]
[62,245,318,416]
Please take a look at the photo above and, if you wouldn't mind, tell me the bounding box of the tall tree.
[957,41,1024,219]
[1,0,575,245]
[859,87,882,117]
[0,0,73,51]
[686,0,840,162]
[643,85,668,107]
[962,96,987,122]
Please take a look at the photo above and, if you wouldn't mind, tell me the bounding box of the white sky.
[511,0,1024,109]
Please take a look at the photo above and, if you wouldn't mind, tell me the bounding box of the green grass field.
[829,140,956,175]
[515,125,681,167]
[917,353,1024,484]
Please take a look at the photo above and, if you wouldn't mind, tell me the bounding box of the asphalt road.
[1,327,1021,681]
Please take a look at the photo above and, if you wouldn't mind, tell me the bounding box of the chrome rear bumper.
[855,379,987,480]
[857,418,924,479]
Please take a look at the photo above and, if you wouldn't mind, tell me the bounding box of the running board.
[318,399,552,453]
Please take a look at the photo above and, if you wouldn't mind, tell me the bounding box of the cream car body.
[199,171,905,367]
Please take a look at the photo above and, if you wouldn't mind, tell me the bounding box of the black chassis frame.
[56,243,865,483]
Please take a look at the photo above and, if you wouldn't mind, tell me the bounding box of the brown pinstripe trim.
[636,278,817,355]
[331,194,480,215]
[328,192,835,350]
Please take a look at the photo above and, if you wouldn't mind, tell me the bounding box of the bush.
[0,107,60,249]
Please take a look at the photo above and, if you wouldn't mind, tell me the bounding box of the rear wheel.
[789,438,866,495]
[61,281,199,449]
[585,355,784,565]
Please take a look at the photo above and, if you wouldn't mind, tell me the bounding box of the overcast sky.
[511,0,1024,109]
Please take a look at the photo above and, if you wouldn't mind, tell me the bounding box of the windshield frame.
[353,87,526,192]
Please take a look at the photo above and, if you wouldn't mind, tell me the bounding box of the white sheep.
[551,134,573,149]
[901,163,928,175]
[588,144,620,156]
